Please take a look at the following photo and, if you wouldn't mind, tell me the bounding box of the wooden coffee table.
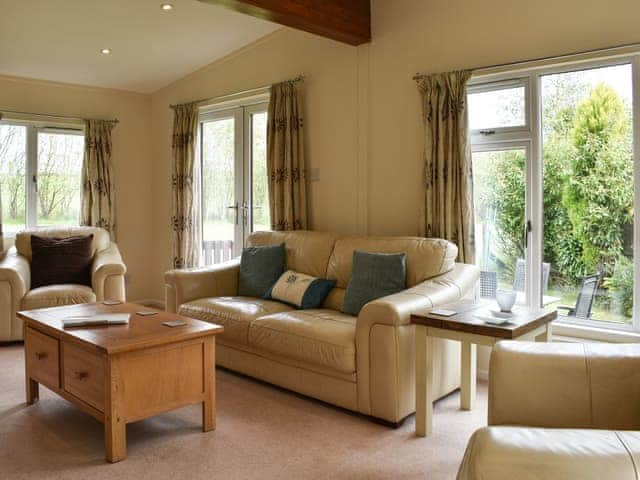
[20,302,223,462]
[411,300,556,437]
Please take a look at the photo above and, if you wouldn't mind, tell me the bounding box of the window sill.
[553,321,640,343]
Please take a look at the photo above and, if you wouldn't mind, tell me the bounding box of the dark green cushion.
[238,243,285,298]
[341,250,407,316]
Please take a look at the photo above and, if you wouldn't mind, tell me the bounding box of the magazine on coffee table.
[62,313,131,328]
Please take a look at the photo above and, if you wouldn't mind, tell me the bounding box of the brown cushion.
[30,234,93,289]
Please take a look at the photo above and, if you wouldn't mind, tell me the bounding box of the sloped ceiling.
[0,0,279,93]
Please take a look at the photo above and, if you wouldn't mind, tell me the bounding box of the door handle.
[242,202,249,226]
[74,371,89,381]
[524,220,532,248]
[35,351,47,360]
[226,203,239,225]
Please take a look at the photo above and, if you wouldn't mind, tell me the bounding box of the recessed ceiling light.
[160,3,174,11]
[100,48,112,55]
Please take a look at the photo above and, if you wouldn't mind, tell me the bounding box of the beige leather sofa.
[0,226,126,341]
[165,230,479,424]
[458,341,640,479]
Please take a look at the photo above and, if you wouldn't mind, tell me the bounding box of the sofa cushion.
[342,251,407,315]
[238,243,285,298]
[247,230,339,278]
[248,309,357,374]
[268,270,336,309]
[458,426,640,480]
[179,297,294,345]
[30,235,93,289]
[21,284,96,311]
[327,236,457,288]
[16,226,110,261]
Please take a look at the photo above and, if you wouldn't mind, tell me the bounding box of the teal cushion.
[268,270,336,309]
[341,250,407,316]
[238,243,285,298]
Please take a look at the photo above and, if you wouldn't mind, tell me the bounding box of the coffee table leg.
[26,378,39,404]
[24,324,39,405]
[105,416,126,463]
[105,357,126,463]
[415,325,433,437]
[202,337,216,432]
[460,341,477,410]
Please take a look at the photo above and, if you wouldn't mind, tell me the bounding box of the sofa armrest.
[489,341,640,430]
[164,258,240,313]
[0,249,30,300]
[354,262,479,419]
[0,249,30,340]
[91,242,126,301]
[357,262,480,328]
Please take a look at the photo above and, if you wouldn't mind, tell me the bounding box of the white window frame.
[468,76,531,140]
[469,51,640,332]
[0,118,84,236]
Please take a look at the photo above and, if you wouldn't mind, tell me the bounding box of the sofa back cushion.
[326,236,458,289]
[247,231,339,278]
[16,226,110,261]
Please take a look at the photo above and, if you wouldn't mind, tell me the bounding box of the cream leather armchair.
[166,230,479,424]
[458,341,640,479]
[0,226,126,341]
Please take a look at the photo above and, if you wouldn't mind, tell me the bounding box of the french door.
[199,103,270,265]
[469,54,640,329]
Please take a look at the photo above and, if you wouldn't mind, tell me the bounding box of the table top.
[410,299,557,340]
[18,302,223,355]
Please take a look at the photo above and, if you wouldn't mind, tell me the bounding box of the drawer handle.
[35,352,47,360]
[74,371,89,381]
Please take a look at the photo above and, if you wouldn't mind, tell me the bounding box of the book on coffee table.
[62,313,131,328]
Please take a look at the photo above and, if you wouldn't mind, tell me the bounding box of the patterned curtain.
[418,70,475,263]
[81,120,116,238]
[267,81,308,230]
[171,103,199,269]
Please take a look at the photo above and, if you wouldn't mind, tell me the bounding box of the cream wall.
[148,0,640,299]
[0,75,154,300]
[149,30,362,295]
[367,0,640,235]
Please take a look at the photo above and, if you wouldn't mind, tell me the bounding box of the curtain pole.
[0,109,118,124]
[412,41,640,81]
[169,74,305,110]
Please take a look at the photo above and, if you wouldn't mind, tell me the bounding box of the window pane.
[473,149,526,299]
[251,111,270,232]
[201,118,235,264]
[541,63,633,325]
[36,131,83,227]
[468,85,526,130]
[0,125,26,234]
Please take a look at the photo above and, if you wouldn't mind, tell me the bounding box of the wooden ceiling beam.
[200,0,371,46]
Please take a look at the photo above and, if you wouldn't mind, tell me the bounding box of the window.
[469,54,640,331]
[199,101,269,265]
[0,122,84,235]
[468,79,528,132]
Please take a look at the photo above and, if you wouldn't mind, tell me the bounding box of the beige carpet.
[0,344,487,479]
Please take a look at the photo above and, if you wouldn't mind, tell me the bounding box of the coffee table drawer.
[25,327,60,388]
[63,343,106,412]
